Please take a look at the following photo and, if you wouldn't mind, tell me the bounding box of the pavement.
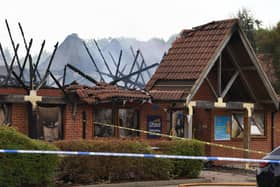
[71,168,256,187]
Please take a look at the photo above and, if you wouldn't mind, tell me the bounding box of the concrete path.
[72,169,256,187]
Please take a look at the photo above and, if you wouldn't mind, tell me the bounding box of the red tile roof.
[149,90,185,100]
[65,83,150,104]
[146,19,238,92]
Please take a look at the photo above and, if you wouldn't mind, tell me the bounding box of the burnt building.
[2,19,280,160]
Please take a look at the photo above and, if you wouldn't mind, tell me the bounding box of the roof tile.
[146,19,238,90]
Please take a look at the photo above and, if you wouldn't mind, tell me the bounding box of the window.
[172,111,185,137]
[231,112,244,138]
[37,106,62,141]
[118,109,139,137]
[231,111,265,138]
[251,111,265,136]
[0,104,11,125]
[94,108,114,137]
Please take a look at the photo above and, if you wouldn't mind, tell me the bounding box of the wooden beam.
[218,55,222,96]
[193,100,263,110]
[0,95,66,104]
[221,71,239,98]
[226,46,258,102]
[206,77,218,99]
[222,66,256,71]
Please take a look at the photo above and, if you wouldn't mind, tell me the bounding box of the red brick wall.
[11,103,28,135]
[193,78,217,101]
[63,104,93,140]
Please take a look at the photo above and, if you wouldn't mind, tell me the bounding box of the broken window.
[37,106,62,141]
[251,111,265,136]
[118,109,139,137]
[94,108,114,137]
[231,112,244,138]
[0,104,11,125]
[231,111,265,138]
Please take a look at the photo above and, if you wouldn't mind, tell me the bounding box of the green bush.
[55,139,172,184]
[150,140,204,178]
[0,126,60,187]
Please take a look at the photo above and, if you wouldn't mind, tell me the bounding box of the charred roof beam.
[19,38,33,80]
[83,41,104,82]
[130,46,145,85]
[5,20,23,75]
[94,39,114,78]
[0,43,10,74]
[110,63,158,85]
[5,44,20,86]
[65,64,99,85]
[36,42,59,90]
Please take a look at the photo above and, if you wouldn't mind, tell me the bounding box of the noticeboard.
[147,115,162,139]
[214,115,230,141]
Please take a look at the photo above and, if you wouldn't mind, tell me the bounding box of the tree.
[255,22,280,91]
[236,8,262,51]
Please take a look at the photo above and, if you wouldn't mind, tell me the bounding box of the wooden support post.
[243,103,254,168]
[187,101,196,139]
[218,55,222,96]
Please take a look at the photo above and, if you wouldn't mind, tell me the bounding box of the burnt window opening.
[251,111,265,136]
[94,108,114,137]
[231,112,244,138]
[37,106,63,141]
[118,109,139,137]
[0,104,11,125]
[172,111,185,137]
[231,111,265,138]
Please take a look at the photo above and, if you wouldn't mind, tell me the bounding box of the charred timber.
[5,20,23,73]
[5,44,20,86]
[83,41,104,82]
[66,64,99,85]
[110,63,158,85]
[94,39,114,77]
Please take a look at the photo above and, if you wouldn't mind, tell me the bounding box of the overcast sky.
[0,0,279,52]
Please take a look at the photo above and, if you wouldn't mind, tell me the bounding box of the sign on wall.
[214,115,230,141]
[147,115,162,138]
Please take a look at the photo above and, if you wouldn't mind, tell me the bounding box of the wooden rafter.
[205,77,218,99]
[226,46,258,102]
[221,70,239,98]
[218,55,222,96]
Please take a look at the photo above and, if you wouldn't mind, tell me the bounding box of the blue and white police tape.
[0,149,277,164]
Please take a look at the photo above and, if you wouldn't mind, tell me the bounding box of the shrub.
[0,126,60,187]
[150,140,204,178]
[55,139,172,184]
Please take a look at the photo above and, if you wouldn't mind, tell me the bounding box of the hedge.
[0,126,60,187]
[150,140,204,178]
[55,139,204,185]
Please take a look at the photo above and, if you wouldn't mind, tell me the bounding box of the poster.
[147,116,162,138]
[214,116,230,141]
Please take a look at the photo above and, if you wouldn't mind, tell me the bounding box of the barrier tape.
[0,149,275,164]
[94,121,267,155]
